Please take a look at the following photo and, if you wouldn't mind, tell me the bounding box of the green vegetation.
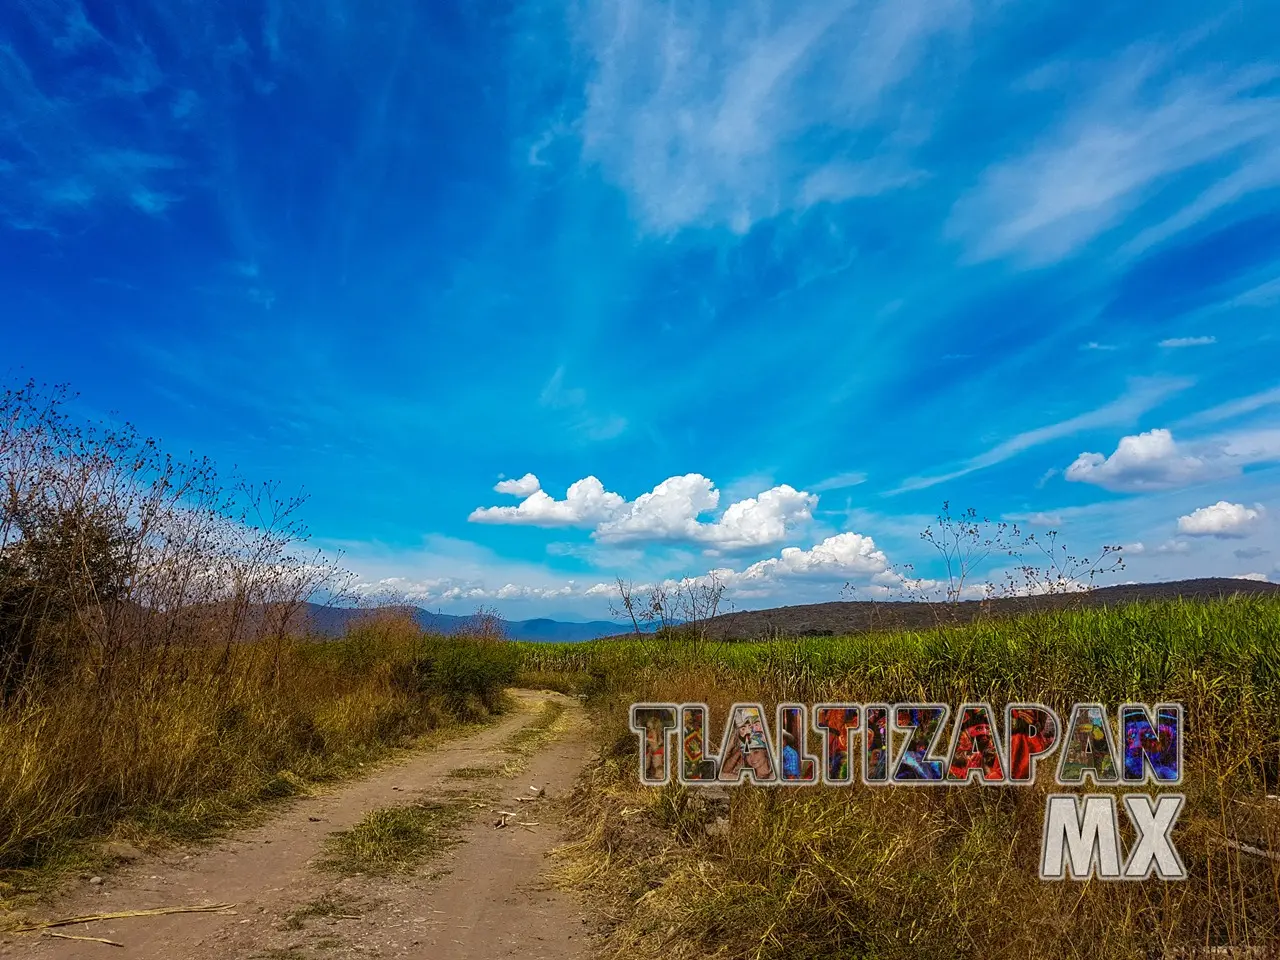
[319,800,467,876]
[523,596,1280,960]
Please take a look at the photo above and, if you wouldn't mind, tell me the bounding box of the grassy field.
[0,613,520,903]
[519,595,1280,960]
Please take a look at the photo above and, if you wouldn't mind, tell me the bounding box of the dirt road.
[3,690,597,960]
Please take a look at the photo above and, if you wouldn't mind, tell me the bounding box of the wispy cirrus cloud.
[808,470,868,493]
[572,0,970,235]
[539,366,627,441]
[948,48,1280,266]
[1159,335,1216,348]
[891,377,1191,493]
[0,10,187,230]
[1175,386,1280,429]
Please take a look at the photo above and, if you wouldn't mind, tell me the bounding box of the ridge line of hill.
[304,577,1278,643]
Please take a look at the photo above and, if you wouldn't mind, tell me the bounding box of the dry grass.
[318,800,467,877]
[0,622,520,905]
[0,382,523,906]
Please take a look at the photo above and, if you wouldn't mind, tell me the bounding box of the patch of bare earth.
[1,690,598,960]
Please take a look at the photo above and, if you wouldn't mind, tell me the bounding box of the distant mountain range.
[301,577,1278,643]
[300,603,657,642]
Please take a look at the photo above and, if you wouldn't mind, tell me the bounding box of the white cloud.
[1065,428,1223,492]
[1232,572,1271,582]
[894,377,1190,493]
[948,53,1280,265]
[1082,341,1118,351]
[1176,386,1280,429]
[1154,539,1192,555]
[572,0,969,234]
[592,474,718,540]
[471,473,816,551]
[730,532,891,584]
[596,476,817,551]
[494,473,542,497]
[1177,501,1265,539]
[809,470,868,492]
[357,576,581,605]
[493,582,575,601]
[469,476,625,527]
[1158,336,1217,348]
[1066,426,1280,492]
[584,531,897,601]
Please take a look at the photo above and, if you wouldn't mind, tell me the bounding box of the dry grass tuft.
[318,801,467,877]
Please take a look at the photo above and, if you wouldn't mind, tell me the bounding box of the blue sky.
[2,0,1279,618]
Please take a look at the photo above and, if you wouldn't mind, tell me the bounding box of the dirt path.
[3,690,598,960]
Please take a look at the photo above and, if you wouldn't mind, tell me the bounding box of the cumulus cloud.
[1232,572,1271,582]
[364,528,898,609]
[728,532,891,585]
[597,477,817,551]
[591,474,718,541]
[1177,501,1265,539]
[354,576,580,605]
[1067,423,1280,493]
[494,473,542,497]
[493,583,575,600]
[472,473,816,551]
[468,476,625,527]
[582,531,897,601]
[1064,429,1225,492]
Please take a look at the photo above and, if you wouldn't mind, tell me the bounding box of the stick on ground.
[43,931,125,947]
[16,903,237,932]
